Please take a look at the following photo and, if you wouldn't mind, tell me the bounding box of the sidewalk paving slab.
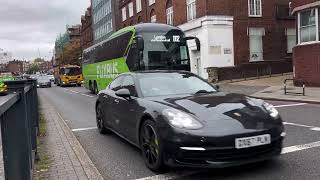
[220,74,320,104]
[38,96,104,180]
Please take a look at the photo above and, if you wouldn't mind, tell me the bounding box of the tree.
[59,39,82,66]
[27,64,40,74]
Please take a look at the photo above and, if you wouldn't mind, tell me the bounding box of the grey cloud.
[0,0,90,60]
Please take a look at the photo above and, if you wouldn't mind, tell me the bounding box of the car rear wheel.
[139,120,165,172]
[96,103,109,134]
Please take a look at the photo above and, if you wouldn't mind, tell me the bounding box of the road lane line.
[274,103,307,108]
[284,122,320,131]
[72,127,98,132]
[81,94,95,98]
[281,141,320,154]
[69,90,80,94]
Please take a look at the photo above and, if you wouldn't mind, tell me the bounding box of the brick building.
[81,7,94,50]
[291,0,320,87]
[7,60,23,73]
[118,0,295,79]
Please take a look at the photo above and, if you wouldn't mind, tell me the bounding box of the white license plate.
[235,134,271,149]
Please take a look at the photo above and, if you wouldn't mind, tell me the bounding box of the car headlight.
[262,102,279,118]
[162,109,203,130]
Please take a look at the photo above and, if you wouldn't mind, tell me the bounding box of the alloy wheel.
[141,124,160,167]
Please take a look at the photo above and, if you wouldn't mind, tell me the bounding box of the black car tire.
[93,81,98,95]
[96,103,109,134]
[139,120,166,172]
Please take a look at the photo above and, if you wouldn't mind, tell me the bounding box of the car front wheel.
[139,120,165,172]
[96,103,108,134]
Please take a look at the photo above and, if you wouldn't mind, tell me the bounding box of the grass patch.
[34,112,52,180]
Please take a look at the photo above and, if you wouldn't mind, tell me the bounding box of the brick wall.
[81,7,93,50]
[293,43,320,87]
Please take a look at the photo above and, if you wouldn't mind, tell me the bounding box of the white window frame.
[248,0,262,17]
[166,7,173,25]
[136,0,142,13]
[298,8,319,45]
[128,2,134,17]
[151,15,157,23]
[149,0,155,6]
[187,0,196,21]
[122,7,127,21]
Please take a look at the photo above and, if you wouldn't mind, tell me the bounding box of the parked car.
[47,74,54,82]
[0,73,15,95]
[95,71,285,171]
[37,76,51,88]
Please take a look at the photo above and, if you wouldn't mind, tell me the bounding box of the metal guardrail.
[284,79,305,96]
[0,80,39,180]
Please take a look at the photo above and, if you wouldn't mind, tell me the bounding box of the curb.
[250,95,320,105]
[56,111,105,180]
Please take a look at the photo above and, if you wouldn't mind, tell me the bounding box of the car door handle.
[114,99,120,104]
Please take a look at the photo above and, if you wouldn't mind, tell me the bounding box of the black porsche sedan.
[95,71,285,171]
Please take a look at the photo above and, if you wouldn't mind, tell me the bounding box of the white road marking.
[69,90,80,94]
[284,122,320,131]
[72,127,98,132]
[273,103,307,108]
[81,94,95,98]
[281,141,320,154]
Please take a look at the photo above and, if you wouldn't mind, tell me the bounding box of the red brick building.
[81,6,94,50]
[7,60,23,73]
[291,0,320,87]
[118,0,295,80]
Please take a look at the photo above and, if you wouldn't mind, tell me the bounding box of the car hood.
[145,93,278,136]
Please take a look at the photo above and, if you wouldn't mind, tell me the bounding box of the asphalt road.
[38,85,320,180]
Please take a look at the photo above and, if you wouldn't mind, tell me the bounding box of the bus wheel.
[89,81,93,94]
[93,81,98,95]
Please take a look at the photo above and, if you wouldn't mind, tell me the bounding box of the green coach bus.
[82,23,200,94]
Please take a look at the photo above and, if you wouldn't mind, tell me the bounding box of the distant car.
[96,71,285,171]
[37,76,51,88]
[0,73,14,95]
[47,74,54,82]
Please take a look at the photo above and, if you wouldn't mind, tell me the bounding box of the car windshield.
[139,30,190,70]
[37,76,50,82]
[61,68,81,76]
[138,73,217,97]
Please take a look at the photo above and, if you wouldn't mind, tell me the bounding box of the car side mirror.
[135,36,144,51]
[185,36,200,51]
[115,89,131,99]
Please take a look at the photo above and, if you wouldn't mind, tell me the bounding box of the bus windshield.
[61,67,81,76]
[140,30,190,70]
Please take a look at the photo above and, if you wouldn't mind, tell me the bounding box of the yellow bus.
[54,65,83,87]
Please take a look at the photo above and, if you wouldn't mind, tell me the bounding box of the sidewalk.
[219,74,320,103]
[37,96,104,180]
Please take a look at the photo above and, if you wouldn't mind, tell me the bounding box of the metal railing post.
[2,80,33,180]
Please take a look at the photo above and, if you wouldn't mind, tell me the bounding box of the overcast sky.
[0,0,90,61]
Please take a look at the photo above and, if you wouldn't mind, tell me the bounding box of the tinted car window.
[109,76,124,91]
[122,76,137,97]
[137,73,217,97]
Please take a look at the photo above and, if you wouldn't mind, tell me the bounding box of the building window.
[122,7,127,21]
[298,8,318,43]
[149,0,155,6]
[187,0,196,21]
[248,0,262,17]
[136,0,142,13]
[128,2,134,17]
[249,28,265,62]
[166,7,173,25]
[286,28,296,53]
